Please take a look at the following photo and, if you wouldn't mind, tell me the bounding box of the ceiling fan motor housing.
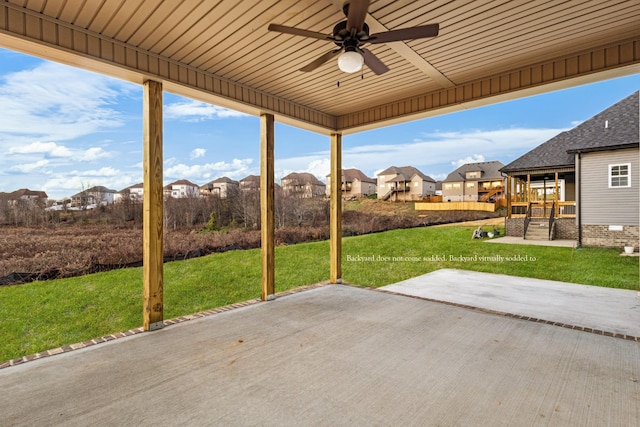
[332,21,370,46]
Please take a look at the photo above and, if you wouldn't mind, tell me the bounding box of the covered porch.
[504,168,577,241]
[1,2,639,424]
[506,169,576,219]
[1,0,637,326]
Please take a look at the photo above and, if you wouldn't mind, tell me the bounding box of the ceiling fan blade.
[268,23,332,41]
[369,23,439,44]
[300,49,342,72]
[346,0,370,33]
[362,49,389,75]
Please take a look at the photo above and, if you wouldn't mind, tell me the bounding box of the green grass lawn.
[1,225,638,362]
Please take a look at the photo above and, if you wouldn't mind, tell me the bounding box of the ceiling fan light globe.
[337,51,364,73]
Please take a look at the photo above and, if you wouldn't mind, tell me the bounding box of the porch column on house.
[554,172,559,216]
[506,176,512,218]
[260,113,275,300]
[526,174,531,203]
[330,133,342,284]
[142,80,164,331]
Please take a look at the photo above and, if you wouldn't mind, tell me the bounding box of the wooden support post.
[554,172,559,216]
[260,113,275,300]
[143,80,164,331]
[330,133,342,284]
[526,174,531,202]
[506,176,512,218]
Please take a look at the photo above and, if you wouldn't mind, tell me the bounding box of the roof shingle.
[501,91,639,173]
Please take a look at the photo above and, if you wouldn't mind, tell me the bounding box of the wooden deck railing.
[548,201,556,240]
[557,201,576,218]
[509,200,576,218]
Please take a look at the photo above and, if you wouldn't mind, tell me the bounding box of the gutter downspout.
[577,151,582,248]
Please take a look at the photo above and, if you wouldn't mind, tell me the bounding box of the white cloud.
[75,147,112,161]
[9,159,50,173]
[0,62,131,141]
[165,100,247,121]
[190,148,207,159]
[9,141,73,157]
[165,158,253,181]
[83,167,120,177]
[452,154,485,168]
[7,141,112,162]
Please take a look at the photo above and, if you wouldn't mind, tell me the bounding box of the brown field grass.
[0,202,499,284]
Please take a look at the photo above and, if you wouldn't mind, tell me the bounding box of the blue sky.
[1,47,639,200]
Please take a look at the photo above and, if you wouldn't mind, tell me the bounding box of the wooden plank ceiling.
[1,0,639,134]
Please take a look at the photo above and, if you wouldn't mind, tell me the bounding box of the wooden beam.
[142,80,164,331]
[330,133,342,284]
[336,38,640,132]
[260,113,275,300]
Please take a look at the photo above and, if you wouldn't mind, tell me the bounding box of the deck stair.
[380,189,395,201]
[479,186,503,202]
[524,220,550,240]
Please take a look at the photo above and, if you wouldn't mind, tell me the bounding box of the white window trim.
[608,163,631,188]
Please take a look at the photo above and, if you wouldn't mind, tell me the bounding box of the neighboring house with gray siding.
[571,144,639,248]
[501,91,639,249]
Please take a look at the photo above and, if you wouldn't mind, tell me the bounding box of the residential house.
[325,168,376,198]
[434,181,443,197]
[163,179,200,199]
[376,166,436,201]
[281,172,326,198]
[239,175,260,192]
[500,91,639,248]
[116,183,144,202]
[442,161,505,202]
[1,188,48,205]
[70,185,117,207]
[200,177,240,198]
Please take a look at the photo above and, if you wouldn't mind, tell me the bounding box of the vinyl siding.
[442,182,464,201]
[581,148,639,225]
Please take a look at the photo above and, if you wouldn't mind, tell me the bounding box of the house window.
[609,164,630,188]
[466,171,480,179]
[466,182,475,188]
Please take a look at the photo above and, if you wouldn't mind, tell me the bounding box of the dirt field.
[1,202,500,284]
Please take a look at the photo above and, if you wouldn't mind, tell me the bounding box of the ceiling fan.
[267,0,439,75]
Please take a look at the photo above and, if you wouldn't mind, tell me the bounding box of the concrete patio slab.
[485,236,577,247]
[1,283,639,426]
[381,269,640,337]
